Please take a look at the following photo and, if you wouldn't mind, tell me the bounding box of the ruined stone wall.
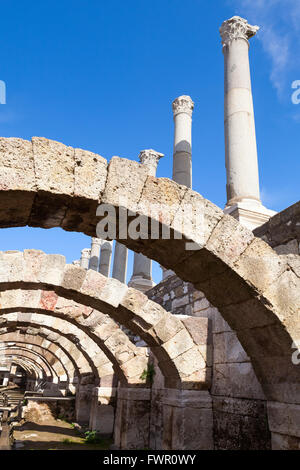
[147,276,271,450]
[254,201,300,255]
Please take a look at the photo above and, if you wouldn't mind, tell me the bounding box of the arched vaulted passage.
[0,313,106,383]
[1,354,45,381]
[0,137,297,402]
[0,304,151,387]
[0,348,55,381]
[0,252,208,389]
[0,343,67,381]
[0,330,78,381]
[0,328,79,380]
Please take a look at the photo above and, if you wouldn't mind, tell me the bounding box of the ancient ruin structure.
[0,16,298,450]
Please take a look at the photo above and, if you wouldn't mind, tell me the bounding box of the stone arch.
[0,328,79,381]
[8,358,39,381]
[0,347,55,380]
[0,251,208,389]
[0,137,297,401]
[1,353,47,381]
[0,329,78,381]
[0,287,150,386]
[0,313,107,383]
[0,343,67,382]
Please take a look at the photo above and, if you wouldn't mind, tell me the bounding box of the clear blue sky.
[0,0,299,283]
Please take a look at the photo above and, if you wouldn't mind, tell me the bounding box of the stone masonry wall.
[147,276,271,450]
[254,200,300,255]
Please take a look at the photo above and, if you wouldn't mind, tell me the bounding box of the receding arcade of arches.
[0,137,298,449]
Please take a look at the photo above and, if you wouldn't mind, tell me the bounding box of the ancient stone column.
[112,242,128,283]
[99,240,113,277]
[160,96,194,281]
[80,248,91,270]
[172,95,194,188]
[129,149,163,293]
[220,16,275,229]
[89,237,102,271]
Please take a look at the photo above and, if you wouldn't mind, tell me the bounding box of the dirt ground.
[13,418,113,450]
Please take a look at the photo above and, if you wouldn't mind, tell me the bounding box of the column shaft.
[172,95,194,188]
[112,242,128,283]
[220,16,276,229]
[99,241,113,277]
[80,248,90,270]
[223,36,260,205]
[89,238,102,271]
[129,149,163,292]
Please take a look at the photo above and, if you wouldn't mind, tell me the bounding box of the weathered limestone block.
[214,331,249,364]
[275,239,299,255]
[271,432,300,450]
[151,314,184,343]
[234,237,287,295]
[162,389,213,449]
[254,201,300,253]
[0,138,35,227]
[29,138,76,228]
[114,388,151,449]
[172,191,223,251]
[0,251,24,282]
[264,268,300,322]
[74,148,107,200]
[162,328,194,360]
[138,176,187,226]
[96,277,128,310]
[206,215,254,267]
[213,396,271,450]
[75,382,95,425]
[62,148,107,233]
[102,157,149,213]
[212,362,265,400]
[32,137,75,195]
[121,355,149,383]
[37,254,66,286]
[0,137,35,191]
[62,264,87,291]
[267,401,300,440]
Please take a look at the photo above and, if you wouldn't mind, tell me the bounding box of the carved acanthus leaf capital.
[172,95,194,117]
[81,248,91,258]
[219,16,259,48]
[139,149,164,169]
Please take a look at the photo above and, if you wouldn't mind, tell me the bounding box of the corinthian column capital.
[172,95,194,117]
[139,149,164,173]
[219,16,259,48]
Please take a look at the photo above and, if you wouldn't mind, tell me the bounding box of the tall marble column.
[220,16,275,229]
[99,241,113,277]
[89,238,102,271]
[129,149,163,293]
[172,95,194,188]
[160,96,194,282]
[80,248,91,270]
[112,242,128,283]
